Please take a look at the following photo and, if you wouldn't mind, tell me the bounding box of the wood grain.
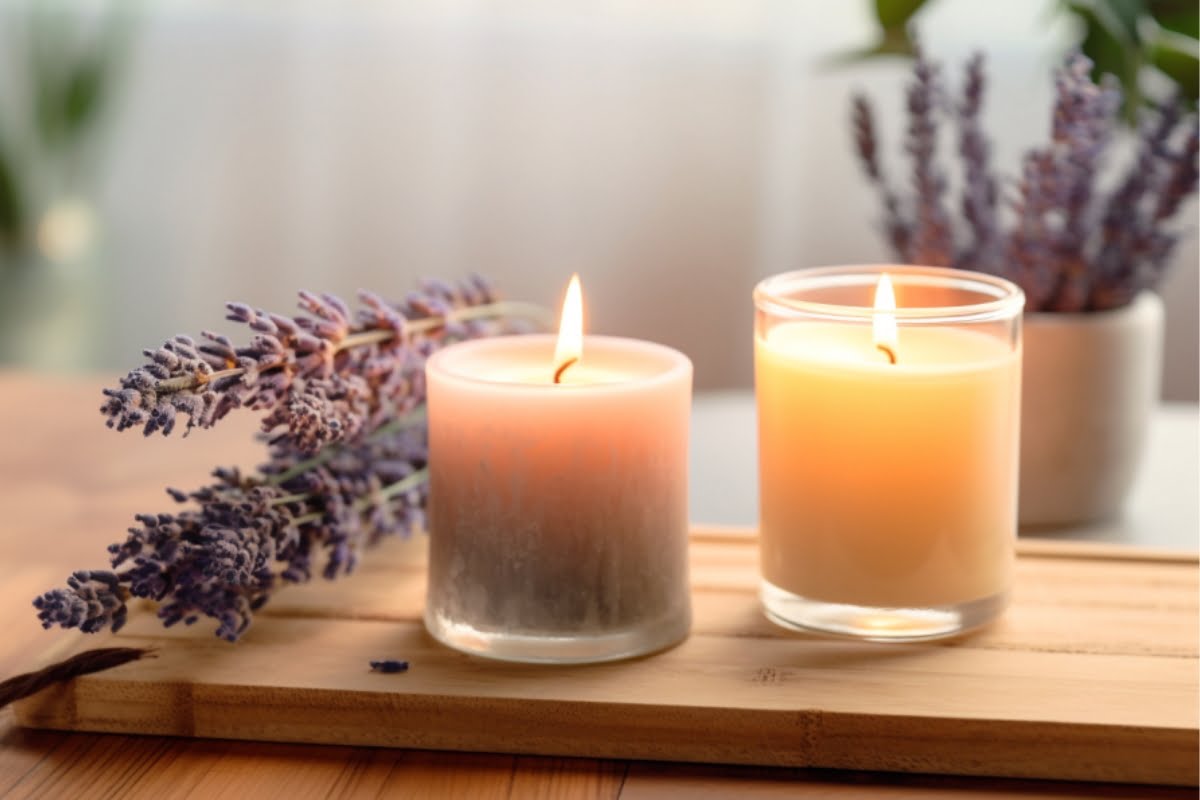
[1,373,1196,799]
[11,530,1197,786]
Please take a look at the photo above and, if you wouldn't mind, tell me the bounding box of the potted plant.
[850,48,1198,526]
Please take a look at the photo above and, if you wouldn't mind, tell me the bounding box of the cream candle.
[424,277,693,663]
[753,266,1023,641]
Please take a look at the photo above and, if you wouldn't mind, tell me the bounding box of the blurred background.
[0,0,1195,398]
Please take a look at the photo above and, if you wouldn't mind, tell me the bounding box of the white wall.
[9,0,1198,397]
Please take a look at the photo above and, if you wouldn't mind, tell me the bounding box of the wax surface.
[425,335,692,640]
[755,322,1020,608]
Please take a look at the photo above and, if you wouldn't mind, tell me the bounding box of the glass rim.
[754,265,1025,323]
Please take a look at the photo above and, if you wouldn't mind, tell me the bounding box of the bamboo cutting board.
[14,529,1199,787]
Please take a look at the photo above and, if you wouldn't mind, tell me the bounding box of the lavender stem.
[153,300,550,396]
[288,467,429,527]
[265,406,427,486]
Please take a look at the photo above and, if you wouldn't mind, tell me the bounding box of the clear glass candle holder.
[753,265,1024,641]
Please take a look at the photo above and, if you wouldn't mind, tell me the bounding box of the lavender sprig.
[956,52,1000,272]
[35,421,430,641]
[1155,118,1200,223]
[903,43,954,266]
[1044,57,1122,310]
[852,95,913,260]
[1008,150,1060,310]
[1009,56,1121,310]
[40,275,548,642]
[33,571,128,634]
[102,277,548,450]
[1090,102,1187,309]
[851,50,1199,312]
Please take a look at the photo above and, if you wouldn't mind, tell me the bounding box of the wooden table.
[0,373,1195,799]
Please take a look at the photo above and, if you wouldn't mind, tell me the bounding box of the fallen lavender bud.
[369,659,410,674]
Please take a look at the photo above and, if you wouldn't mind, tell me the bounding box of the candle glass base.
[760,579,1008,642]
[753,266,1024,642]
[424,606,691,665]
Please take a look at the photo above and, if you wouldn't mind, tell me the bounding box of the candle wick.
[553,357,578,384]
[876,344,897,365]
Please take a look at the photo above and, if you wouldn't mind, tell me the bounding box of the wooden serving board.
[14,529,1199,787]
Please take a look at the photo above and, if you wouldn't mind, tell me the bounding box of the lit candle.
[424,276,693,663]
[754,266,1023,641]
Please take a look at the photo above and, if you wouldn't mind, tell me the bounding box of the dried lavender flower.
[36,421,431,641]
[41,275,549,641]
[956,52,1000,272]
[852,95,913,260]
[851,50,1200,312]
[101,277,548,451]
[1008,150,1060,310]
[903,42,954,267]
[1090,102,1189,309]
[1154,117,1200,224]
[1044,57,1122,310]
[33,570,128,634]
[369,659,409,674]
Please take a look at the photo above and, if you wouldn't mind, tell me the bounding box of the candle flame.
[873,273,898,364]
[554,274,583,383]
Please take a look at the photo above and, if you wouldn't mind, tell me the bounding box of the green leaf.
[874,0,931,30]
[1147,0,1198,39]
[1090,0,1148,42]
[1150,41,1200,101]
[24,1,135,151]
[0,138,25,246]
[834,0,927,66]
[824,26,917,67]
[1067,0,1198,114]
[78,6,139,137]
[61,59,107,141]
[28,4,71,149]
[1068,1,1144,119]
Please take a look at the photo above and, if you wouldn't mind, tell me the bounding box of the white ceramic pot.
[1018,292,1164,527]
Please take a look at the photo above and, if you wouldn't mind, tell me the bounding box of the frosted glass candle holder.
[423,334,693,664]
[753,265,1024,641]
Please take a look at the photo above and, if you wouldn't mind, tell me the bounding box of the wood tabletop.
[0,372,1195,799]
